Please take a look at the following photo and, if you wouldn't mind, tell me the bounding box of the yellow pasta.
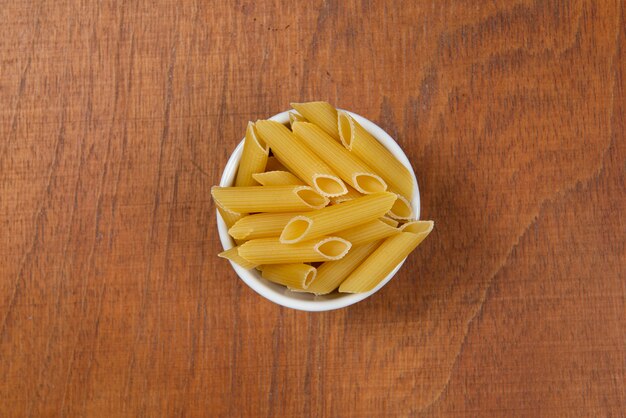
[217,204,243,229]
[335,219,400,246]
[291,101,340,140]
[379,216,399,227]
[387,193,414,220]
[252,171,305,186]
[338,111,415,199]
[217,206,246,245]
[305,241,381,295]
[330,185,362,204]
[288,111,308,127]
[286,287,308,293]
[211,185,328,213]
[292,121,387,194]
[238,236,351,264]
[339,221,434,293]
[255,120,347,197]
[399,220,432,233]
[219,123,269,228]
[218,246,258,269]
[280,192,396,244]
[229,212,297,240]
[235,122,269,186]
[265,156,288,172]
[261,263,316,289]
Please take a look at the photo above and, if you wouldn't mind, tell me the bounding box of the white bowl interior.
[217,110,420,311]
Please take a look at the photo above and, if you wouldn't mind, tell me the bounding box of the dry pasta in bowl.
[213,102,433,311]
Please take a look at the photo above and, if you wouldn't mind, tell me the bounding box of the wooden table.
[2,1,624,416]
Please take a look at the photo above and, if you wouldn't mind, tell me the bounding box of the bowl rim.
[216,109,420,311]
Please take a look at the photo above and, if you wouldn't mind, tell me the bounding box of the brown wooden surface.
[1,1,625,417]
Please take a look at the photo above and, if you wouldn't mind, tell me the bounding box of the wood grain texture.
[1,0,624,417]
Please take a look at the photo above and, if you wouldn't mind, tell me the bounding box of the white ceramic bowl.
[217,110,420,311]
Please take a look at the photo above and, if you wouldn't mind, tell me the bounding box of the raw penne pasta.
[218,246,258,269]
[211,185,328,213]
[379,216,399,227]
[399,220,432,233]
[238,236,352,264]
[288,111,308,126]
[330,185,362,204]
[305,241,381,295]
[291,101,340,140]
[339,221,434,293]
[265,156,288,172]
[387,193,414,220]
[280,192,397,243]
[217,205,243,229]
[229,212,298,240]
[235,122,269,186]
[261,263,316,289]
[292,121,387,194]
[335,219,400,246]
[255,120,347,197]
[252,171,305,186]
[338,111,415,199]
[217,206,246,245]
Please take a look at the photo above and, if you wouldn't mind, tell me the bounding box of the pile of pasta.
[212,101,433,294]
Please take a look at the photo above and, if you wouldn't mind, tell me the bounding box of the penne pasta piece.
[330,189,413,221]
[292,121,387,194]
[216,201,246,246]
[291,101,340,140]
[218,246,258,269]
[252,171,305,186]
[255,120,347,197]
[265,156,288,172]
[305,241,382,295]
[330,185,362,204]
[238,236,352,264]
[211,185,328,213]
[399,220,432,233]
[339,221,434,293]
[335,219,400,246]
[379,216,399,227]
[261,263,316,289]
[288,111,308,127]
[217,206,246,245]
[338,111,415,199]
[235,122,269,186]
[387,193,414,220]
[229,212,298,240]
[280,192,397,244]
[217,205,243,229]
